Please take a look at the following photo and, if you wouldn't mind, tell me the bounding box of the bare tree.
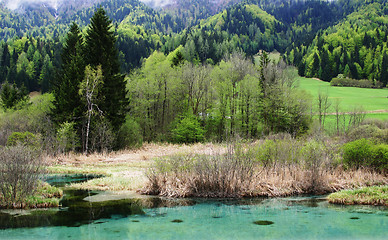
[0,145,43,208]
[79,65,103,155]
[317,90,331,131]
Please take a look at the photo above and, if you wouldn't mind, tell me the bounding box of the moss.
[328,185,388,206]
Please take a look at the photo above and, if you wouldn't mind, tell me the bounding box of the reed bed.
[141,140,387,198]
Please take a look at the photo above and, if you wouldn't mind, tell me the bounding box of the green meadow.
[297,77,388,119]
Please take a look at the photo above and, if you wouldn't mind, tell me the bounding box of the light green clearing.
[298,77,388,113]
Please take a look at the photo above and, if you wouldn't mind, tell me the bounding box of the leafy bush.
[347,124,381,142]
[89,118,115,153]
[0,145,44,208]
[57,122,80,153]
[6,131,40,148]
[342,139,388,171]
[330,78,382,88]
[116,116,143,149]
[171,114,205,143]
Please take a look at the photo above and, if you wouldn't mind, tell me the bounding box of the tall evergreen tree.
[84,7,128,131]
[380,51,388,86]
[0,44,11,83]
[52,23,85,127]
[319,49,332,81]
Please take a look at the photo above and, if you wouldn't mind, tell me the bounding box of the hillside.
[286,1,388,84]
[1,0,388,91]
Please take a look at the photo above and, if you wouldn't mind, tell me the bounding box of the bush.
[6,131,40,148]
[116,117,143,150]
[0,145,44,207]
[347,125,381,142]
[330,78,382,88]
[342,138,388,171]
[171,114,205,143]
[144,145,256,197]
[57,122,80,153]
[89,118,115,153]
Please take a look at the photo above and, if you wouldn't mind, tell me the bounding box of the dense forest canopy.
[0,0,387,91]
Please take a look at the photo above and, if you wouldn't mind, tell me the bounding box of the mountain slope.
[287,1,388,82]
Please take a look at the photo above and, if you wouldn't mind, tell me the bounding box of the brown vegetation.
[141,140,387,198]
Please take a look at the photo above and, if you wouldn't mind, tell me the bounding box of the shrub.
[116,116,143,150]
[57,122,80,153]
[144,145,256,197]
[0,145,44,207]
[171,114,205,143]
[347,125,381,142]
[330,78,382,88]
[6,131,40,148]
[342,138,388,171]
[89,118,115,153]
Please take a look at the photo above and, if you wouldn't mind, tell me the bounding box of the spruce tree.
[84,7,128,131]
[0,43,10,83]
[380,51,388,86]
[52,23,85,127]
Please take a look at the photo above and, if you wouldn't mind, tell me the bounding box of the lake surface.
[0,175,387,240]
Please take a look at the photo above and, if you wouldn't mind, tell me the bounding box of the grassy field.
[298,77,388,118]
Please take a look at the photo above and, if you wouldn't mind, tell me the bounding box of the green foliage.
[57,121,80,153]
[342,138,388,171]
[328,185,388,206]
[116,116,143,149]
[6,131,40,148]
[330,78,382,88]
[84,7,128,131]
[291,2,388,82]
[171,114,205,144]
[52,23,84,129]
[0,81,29,110]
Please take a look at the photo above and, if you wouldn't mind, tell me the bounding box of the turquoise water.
[0,196,387,240]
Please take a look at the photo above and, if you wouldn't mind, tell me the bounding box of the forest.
[0,0,387,221]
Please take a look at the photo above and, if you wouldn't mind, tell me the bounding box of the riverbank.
[0,182,63,209]
[328,185,388,206]
[44,143,388,203]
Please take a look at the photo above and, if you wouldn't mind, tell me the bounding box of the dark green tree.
[380,51,388,86]
[52,23,85,127]
[0,43,11,83]
[319,49,332,81]
[84,7,128,131]
[0,81,28,110]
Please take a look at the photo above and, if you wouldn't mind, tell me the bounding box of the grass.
[328,185,388,206]
[0,181,63,209]
[298,77,388,113]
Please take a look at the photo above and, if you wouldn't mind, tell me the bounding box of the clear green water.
[0,196,387,240]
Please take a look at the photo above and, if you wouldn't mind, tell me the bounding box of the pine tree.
[84,7,128,131]
[52,23,85,127]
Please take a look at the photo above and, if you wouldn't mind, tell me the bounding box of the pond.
[0,175,387,239]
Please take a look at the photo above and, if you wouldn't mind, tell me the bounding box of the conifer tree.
[84,7,128,131]
[0,44,11,83]
[52,23,85,127]
[380,51,388,86]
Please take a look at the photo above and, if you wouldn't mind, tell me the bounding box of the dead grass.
[45,142,226,192]
[45,142,387,199]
